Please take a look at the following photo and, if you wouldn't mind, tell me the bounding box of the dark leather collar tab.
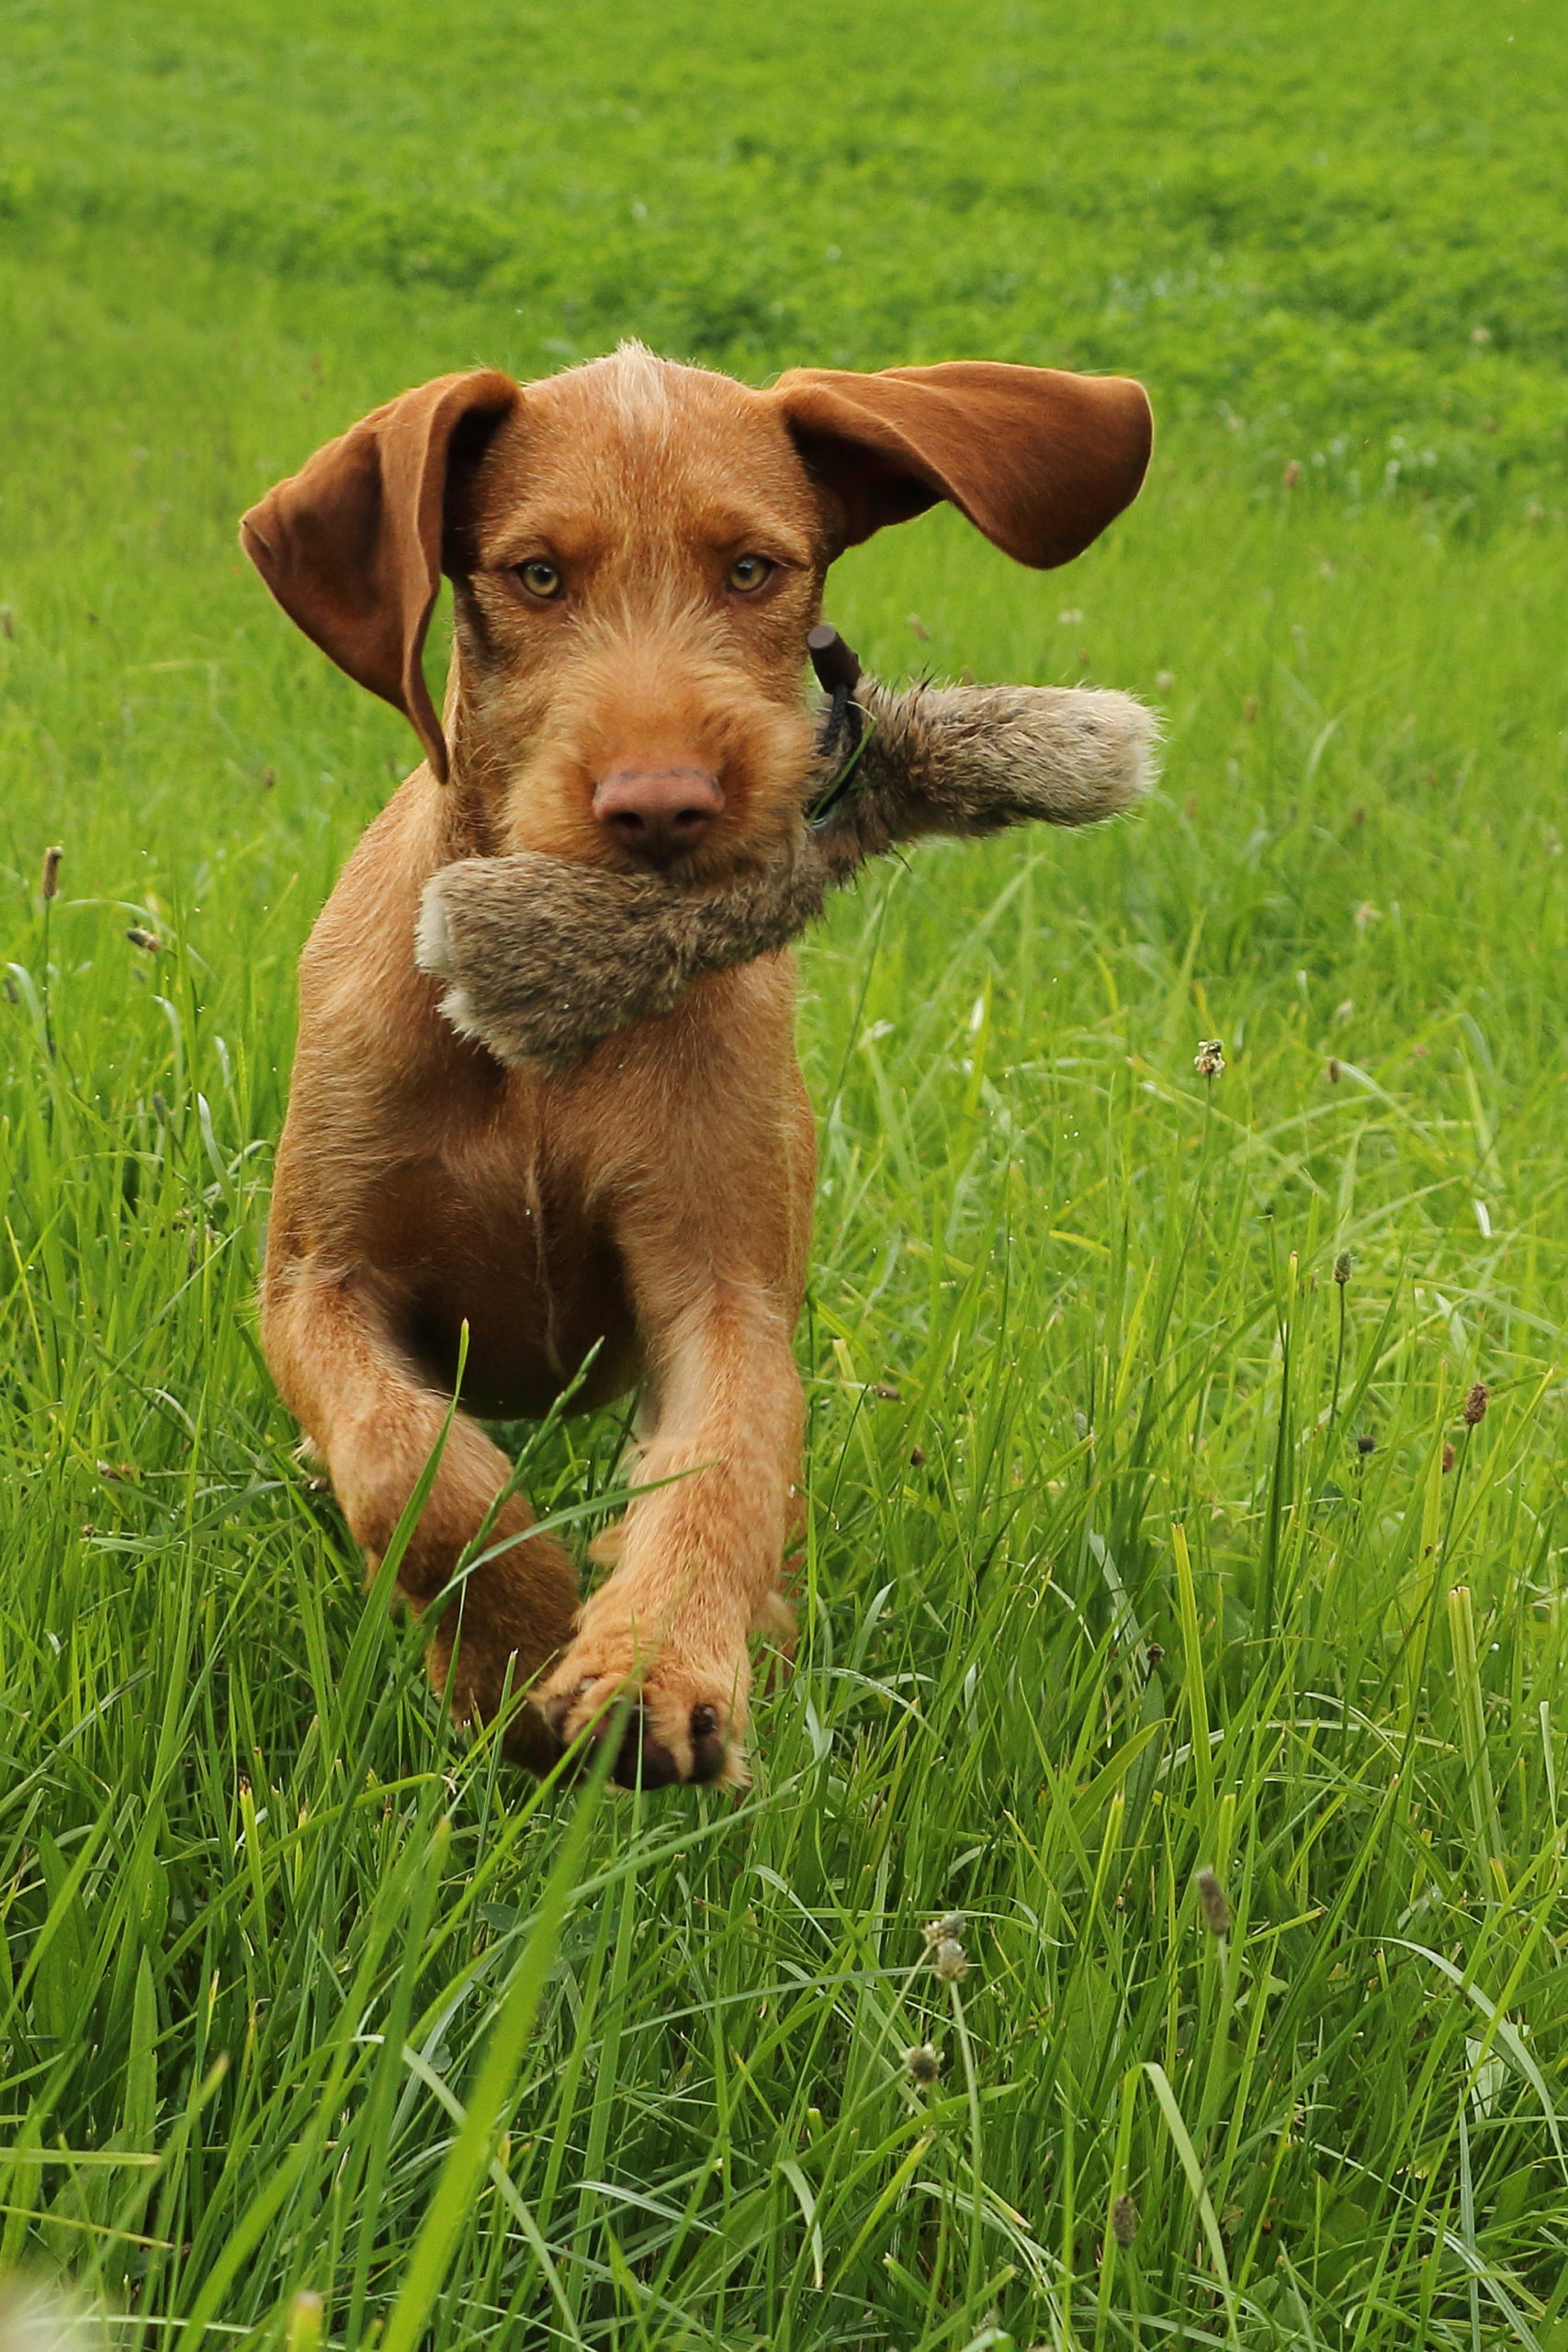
[806,623,872,830]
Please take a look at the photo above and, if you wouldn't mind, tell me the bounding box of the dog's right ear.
[240,369,518,783]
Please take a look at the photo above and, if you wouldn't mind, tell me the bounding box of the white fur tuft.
[413,874,455,979]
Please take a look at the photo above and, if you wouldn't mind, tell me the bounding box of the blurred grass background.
[2,2,1567,2346]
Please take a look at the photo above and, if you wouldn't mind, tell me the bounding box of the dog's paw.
[537,1641,748,1789]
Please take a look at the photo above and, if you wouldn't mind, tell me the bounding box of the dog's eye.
[516,560,563,600]
[728,554,774,594]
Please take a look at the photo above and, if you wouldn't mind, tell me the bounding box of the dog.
[240,342,1151,1787]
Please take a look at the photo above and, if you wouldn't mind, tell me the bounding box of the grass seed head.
[932,1937,969,1982]
[1196,1867,1232,1938]
[1193,1036,1224,1078]
[39,844,62,900]
[1111,2191,1140,2246]
[284,2291,323,2352]
[1334,1250,1353,1284]
[922,1912,965,1946]
[126,926,163,953]
[1462,1382,1489,1426]
[903,2041,942,2086]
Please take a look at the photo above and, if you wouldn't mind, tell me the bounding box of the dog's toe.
[542,1685,584,1744]
[686,1704,727,1783]
[611,1708,681,1789]
[609,1702,726,1788]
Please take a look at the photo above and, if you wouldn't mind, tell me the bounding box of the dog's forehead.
[476,347,817,541]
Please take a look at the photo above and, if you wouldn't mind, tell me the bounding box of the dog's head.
[241,345,1151,879]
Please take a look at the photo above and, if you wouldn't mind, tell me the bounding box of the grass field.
[3,2,1567,2346]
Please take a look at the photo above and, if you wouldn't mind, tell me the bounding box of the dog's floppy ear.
[240,369,518,782]
[773,361,1152,567]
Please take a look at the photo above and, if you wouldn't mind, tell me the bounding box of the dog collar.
[805,622,875,831]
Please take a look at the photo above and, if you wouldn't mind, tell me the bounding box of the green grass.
[3,2,1568,2346]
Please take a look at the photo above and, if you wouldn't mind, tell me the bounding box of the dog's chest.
[393,1092,639,1413]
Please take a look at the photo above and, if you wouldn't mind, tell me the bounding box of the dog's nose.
[592,765,724,864]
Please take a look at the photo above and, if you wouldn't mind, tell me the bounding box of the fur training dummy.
[415,629,1156,1069]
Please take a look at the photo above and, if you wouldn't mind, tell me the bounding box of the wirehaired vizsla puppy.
[242,343,1151,1786]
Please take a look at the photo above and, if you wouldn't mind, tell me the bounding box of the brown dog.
[241,343,1151,1786]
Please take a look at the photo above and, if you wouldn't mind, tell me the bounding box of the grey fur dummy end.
[414,849,832,1071]
[415,677,1157,1069]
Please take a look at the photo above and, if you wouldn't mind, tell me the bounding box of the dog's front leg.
[264,1260,580,1768]
[536,977,812,1791]
[540,1267,804,1785]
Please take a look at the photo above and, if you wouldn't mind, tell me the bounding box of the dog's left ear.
[773,361,1152,567]
[240,369,519,782]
